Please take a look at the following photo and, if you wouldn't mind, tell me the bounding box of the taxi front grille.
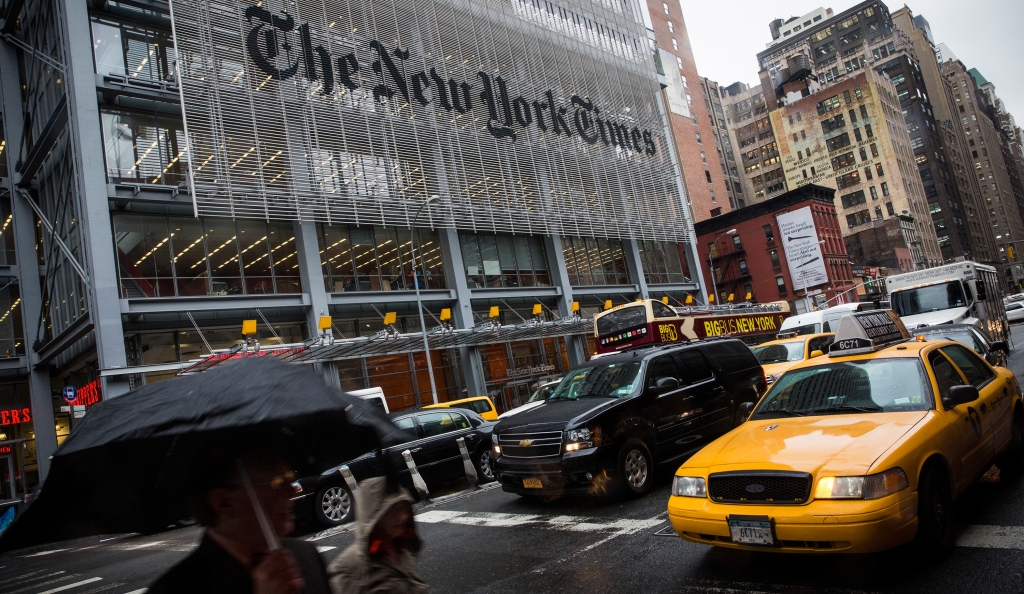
[499,431,562,458]
[707,471,811,504]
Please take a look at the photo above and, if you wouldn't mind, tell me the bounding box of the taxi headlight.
[672,476,707,498]
[815,468,909,500]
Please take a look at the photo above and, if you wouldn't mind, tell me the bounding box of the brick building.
[694,185,856,313]
[647,0,732,220]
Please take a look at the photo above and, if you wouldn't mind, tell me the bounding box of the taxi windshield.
[753,341,805,364]
[549,362,641,400]
[751,358,932,419]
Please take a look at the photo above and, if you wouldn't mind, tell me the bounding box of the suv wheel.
[616,439,653,497]
[475,449,496,482]
[315,482,354,527]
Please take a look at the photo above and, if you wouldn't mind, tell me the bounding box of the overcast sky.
[682,0,1024,124]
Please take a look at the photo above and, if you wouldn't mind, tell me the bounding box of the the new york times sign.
[243,6,657,155]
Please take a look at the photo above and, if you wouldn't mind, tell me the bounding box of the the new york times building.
[0,0,699,488]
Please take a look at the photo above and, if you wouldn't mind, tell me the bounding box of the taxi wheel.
[616,439,654,497]
[916,464,954,555]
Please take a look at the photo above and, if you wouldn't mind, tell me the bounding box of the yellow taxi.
[422,396,499,421]
[668,309,1023,554]
[752,333,835,387]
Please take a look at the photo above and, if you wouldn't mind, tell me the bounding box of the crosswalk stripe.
[956,524,1024,549]
[36,577,102,594]
[121,589,148,594]
[122,541,164,550]
[0,570,64,586]
[415,510,665,533]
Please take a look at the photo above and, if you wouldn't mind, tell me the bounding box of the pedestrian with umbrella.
[0,357,406,593]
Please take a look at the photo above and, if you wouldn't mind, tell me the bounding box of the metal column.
[294,221,340,388]
[0,40,58,480]
[437,228,487,396]
[621,239,651,301]
[62,0,130,396]
[542,235,586,367]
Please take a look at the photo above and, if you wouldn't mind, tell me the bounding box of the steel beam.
[621,239,651,300]
[328,289,455,307]
[120,293,310,314]
[543,235,585,367]
[294,220,340,387]
[468,286,562,300]
[61,0,129,396]
[14,94,67,186]
[438,228,486,397]
[33,313,93,367]
[569,284,641,296]
[0,38,57,478]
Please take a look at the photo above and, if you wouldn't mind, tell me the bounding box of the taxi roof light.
[828,310,910,357]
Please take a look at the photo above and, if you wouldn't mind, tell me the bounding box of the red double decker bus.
[594,299,791,354]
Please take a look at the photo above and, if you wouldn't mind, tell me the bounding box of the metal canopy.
[177,316,594,374]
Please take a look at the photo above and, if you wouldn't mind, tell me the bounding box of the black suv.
[491,339,765,498]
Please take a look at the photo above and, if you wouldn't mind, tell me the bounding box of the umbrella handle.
[236,460,281,552]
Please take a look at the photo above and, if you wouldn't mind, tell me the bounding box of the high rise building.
[0,0,703,493]
[718,82,788,205]
[702,78,745,209]
[941,58,1024,288]
[647,0,732,220]
[890,8,998,270]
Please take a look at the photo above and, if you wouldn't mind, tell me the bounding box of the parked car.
[491,338,766,499]
[915,323,1010,368]
[498,379,562,419]
[423,395,499,421]
[1006,301,1024,324]
[292,408,495,527]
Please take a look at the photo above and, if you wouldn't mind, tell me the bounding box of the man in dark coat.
[149,446,330,594]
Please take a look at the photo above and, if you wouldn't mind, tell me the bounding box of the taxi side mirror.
[809,350,824,359]
[943,385,980,409]
[736,401,755,424]
[990,340,1009,354]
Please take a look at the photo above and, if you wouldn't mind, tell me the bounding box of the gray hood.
[352,476,418,552]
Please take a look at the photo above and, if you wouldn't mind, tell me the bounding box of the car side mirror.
[943,384,980,409]
[736,401,755,424]
[809,349,824,359]
[991,340,1009,354]
[653,376,680,392]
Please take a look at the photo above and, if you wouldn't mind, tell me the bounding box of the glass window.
[268,222,300,293]
[461,233,549,288]
[350,227,379,291]
[419,412,463,437]
[942,345,994,387]
[646,355,681,387]
[236,219,272,295]
[168,216,208,296]
[113,214,174,297]
[677,349,713,384]
[461,232,484,288]
[393,417,418,438]
[929,350,965,401]
[204,218,242,295]
[100,107,187,186]
[91,20,126,76]
[753,341,805,364]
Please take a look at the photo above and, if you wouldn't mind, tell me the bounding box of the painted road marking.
[0,570,65,586]
[36,577,103,594]
[677,580,881,594]
[956,524,1024,549]
[22,549,69,558]
[316,546,336,553]
[415,510,665,533]
[121,541,165,550]
[122,590,148,594]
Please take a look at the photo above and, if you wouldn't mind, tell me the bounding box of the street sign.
[62,386,77,403]
[73,411,86,419]
[60,406,85,413]
[806,289,823,296]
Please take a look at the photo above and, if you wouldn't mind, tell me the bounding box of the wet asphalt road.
[5,325,1024,594]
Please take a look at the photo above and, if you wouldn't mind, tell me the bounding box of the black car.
[916,323,1010,368]
[293,408,495,527]
[491,338,765,499]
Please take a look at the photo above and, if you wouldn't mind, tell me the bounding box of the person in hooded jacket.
[327,477,427,594]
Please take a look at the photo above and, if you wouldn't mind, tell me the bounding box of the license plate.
[728,516,774,546]
[522,478,543,489]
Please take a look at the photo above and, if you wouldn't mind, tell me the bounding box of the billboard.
[777,206,828,291]
[168,0,694,243]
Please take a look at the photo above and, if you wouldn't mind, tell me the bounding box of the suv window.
[677,349,714,384]
[703,341,758,371]
[941,345,994,387]
[419,412,468,437]
[928,349,965,400]
[393,416,418,438]
[647,355,682,387]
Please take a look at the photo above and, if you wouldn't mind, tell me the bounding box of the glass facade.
[562,236,629,285]
[637,241,690,284]
[316,224,445,292]
[101,107,187,186]
[91,14,176,83]
[461,233,549,288]
[112,213,300,297]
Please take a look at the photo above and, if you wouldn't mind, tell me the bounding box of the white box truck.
[885,261,1008,341]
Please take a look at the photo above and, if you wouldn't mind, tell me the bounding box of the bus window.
[596,305,647,336]
[651,301,676,318]
[975,279,987,301]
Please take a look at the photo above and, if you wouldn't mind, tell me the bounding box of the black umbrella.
[0,357,405,553]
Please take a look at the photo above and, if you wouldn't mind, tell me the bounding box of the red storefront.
[694,184,856,313]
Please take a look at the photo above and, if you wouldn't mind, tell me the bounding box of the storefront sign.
[506,365,556,379]
[0,445,11,455]
[0,408,30,426]
[62,386,77,403]
[777,207,829,291]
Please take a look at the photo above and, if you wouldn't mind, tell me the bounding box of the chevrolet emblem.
[519,439,534,447]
